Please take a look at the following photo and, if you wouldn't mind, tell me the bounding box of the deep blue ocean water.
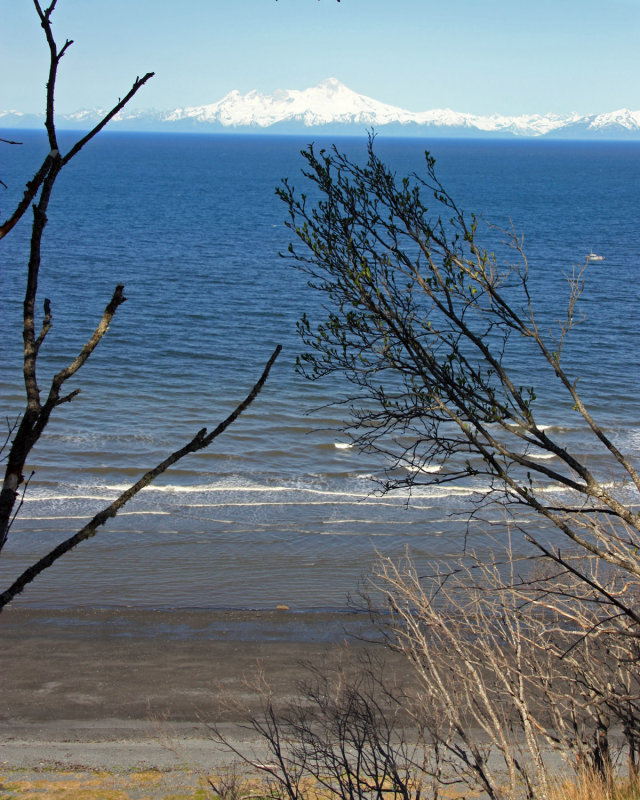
[1,131,639,608]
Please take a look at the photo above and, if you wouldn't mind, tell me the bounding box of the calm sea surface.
[1,132,639,609]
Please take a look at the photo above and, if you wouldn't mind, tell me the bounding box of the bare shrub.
[209,653,463,800]
[369,546,640,799]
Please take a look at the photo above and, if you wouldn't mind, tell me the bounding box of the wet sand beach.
[0,607,406,778]
[0,605,581,800]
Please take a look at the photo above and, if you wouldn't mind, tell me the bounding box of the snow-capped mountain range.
[3,78,640,138]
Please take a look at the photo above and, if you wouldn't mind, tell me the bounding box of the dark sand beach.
[1,606,412,795]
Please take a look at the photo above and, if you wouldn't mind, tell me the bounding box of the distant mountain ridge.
[3,78,640,138]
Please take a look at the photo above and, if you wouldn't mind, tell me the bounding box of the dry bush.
[549,770,640,800]
[369,546,640,800]
[209,653,465,800]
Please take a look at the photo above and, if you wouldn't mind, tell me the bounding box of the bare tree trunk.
[0,1,282,605]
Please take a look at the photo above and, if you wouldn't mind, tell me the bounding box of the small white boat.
[587,252,605,262]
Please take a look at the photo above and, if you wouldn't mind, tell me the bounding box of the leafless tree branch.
[0,345,281,608]
[0,2,281,606]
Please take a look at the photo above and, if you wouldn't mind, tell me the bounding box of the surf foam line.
[177,500,434,509]
[103,483,487,499]
[18,510,173,520]
[18,483,490,505]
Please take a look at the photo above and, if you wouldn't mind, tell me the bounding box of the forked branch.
[0,1,153,241]
[1,1,282,611]
[0,345,281,608]
[0,1,154,547]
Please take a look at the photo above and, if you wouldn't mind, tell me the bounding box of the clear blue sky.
[2,0,639,116]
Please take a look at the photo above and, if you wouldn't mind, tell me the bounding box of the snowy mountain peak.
[3,80,640,138]
[589,108,640,130]
[163,79,409,128]
[157,81,640,137]
[316,77,346,92]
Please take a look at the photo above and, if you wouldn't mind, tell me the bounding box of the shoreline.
[0,606,406,774]
[0,605,591,798]
[0,605,380,642]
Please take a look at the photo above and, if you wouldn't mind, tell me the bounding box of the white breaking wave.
[321,519,405,526]
[25,510,172,520]
[182,500,432,508]
[17,477,490,509]
[21,492,117,503]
